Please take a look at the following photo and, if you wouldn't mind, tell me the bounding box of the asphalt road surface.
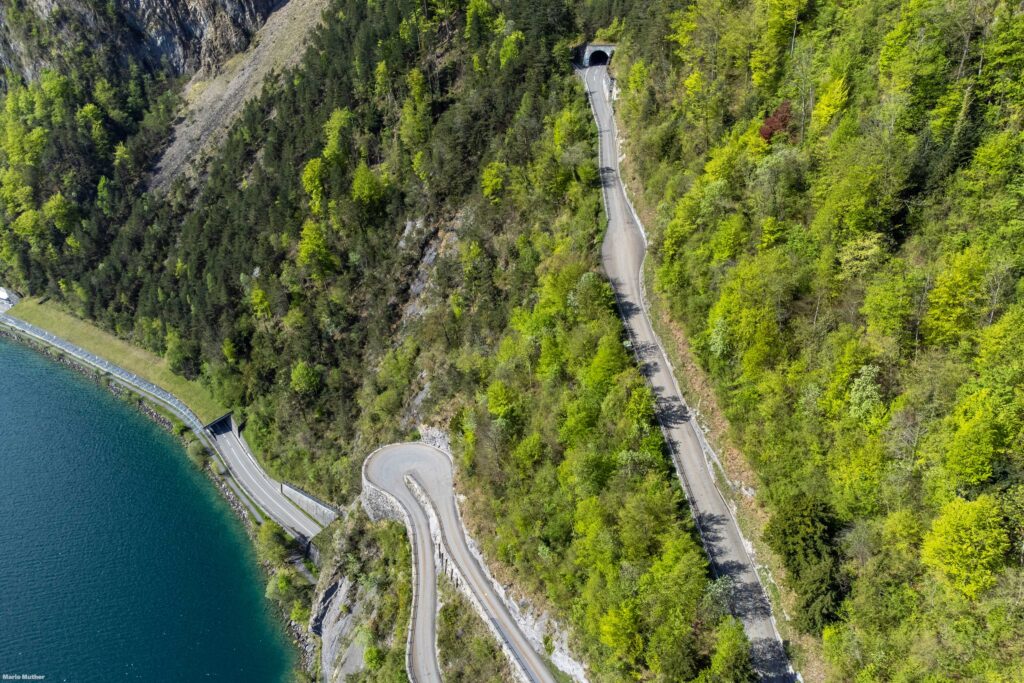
[208,421,324,540]
[363,443,556,683]
[0,312,329,543]
[582,64,794,681]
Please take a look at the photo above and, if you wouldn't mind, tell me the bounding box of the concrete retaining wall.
[283,482,338,527]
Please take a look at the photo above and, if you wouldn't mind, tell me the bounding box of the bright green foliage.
[810,77,847,135]
[698,617,756,682]
[499,31,525,69]
[480,161,507,201]
[249,286,272,321]
[296,219,335,278]
[41,193,75,234]
[749,0,808,88]
[944,390,1000,487]
[616,0,1024,675]
[399,69,431,180]
[922,246,988,347]
[861,260,921,352]
[76,103,109,151]
[351,160,386,205]
[302,158,325,215]
[703,250,792,375]
[256,520,291,565]
[289,360,321,395]
[637,533,709,678]
[322,107,353,163]
[922,496,1009,599]
[484,379,518,422]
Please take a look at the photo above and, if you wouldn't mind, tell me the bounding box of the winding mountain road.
[582,64,794,680]
[358,63,795,683]
[362,443,555,683]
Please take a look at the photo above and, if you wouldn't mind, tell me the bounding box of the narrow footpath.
[582,64,795,681]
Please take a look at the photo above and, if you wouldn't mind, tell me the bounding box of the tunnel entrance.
[581,44,615,67]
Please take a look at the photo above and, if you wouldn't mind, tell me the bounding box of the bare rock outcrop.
[119,0,281,75]
[0,0,281,88]
[149,0,327,192]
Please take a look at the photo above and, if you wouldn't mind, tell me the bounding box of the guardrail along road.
[581,63,794,681]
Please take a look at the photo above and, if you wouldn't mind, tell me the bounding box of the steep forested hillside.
[614,0,1024,678]
[0,0,212,310]
[1,0,757,679]
[7,0,1024,679]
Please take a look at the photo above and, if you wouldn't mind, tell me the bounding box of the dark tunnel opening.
[588,50,609,66]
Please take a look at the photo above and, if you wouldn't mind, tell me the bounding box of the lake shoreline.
[0,324,318,676]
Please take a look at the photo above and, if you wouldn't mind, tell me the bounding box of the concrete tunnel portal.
[583,43,615,67]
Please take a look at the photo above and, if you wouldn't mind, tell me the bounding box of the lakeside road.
[362,443,557,683]
[581,64,795,680]
[0,312,331,543]
[209,421,325,540]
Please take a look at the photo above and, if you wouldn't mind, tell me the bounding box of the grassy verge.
[9,297,226,423]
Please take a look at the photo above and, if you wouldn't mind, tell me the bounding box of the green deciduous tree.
[256,520,290,564]
[923,246,988,347]
[290,360,321,396]
[698,617,756,682]
[944,389,1001,488]
[921,495,1009,599]
[351,160,386,205]
[301,157,325,216]
[480,161,507,202]
[296,219,335,278]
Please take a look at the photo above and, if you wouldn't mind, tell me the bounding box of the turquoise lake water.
[0,338,293,681]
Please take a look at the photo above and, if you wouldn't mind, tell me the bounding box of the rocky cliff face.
[119,0,281,74]
[0,0,281,87]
